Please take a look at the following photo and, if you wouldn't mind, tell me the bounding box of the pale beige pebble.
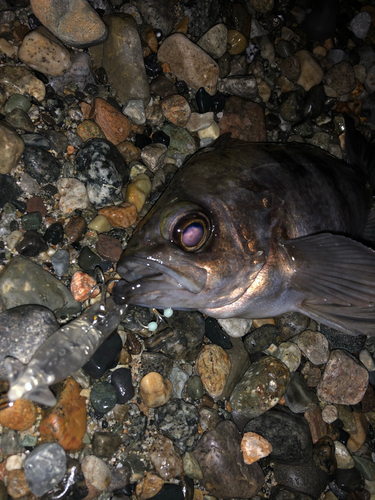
[295,50,324,91]
[197,23,228,59]
[312,45,327,58]
[6,455,24,471]
[241,432,272,464]
[252,318,275,328]
[347,411,368,452]
[367,481,375,495]
[6,231,24,251]
[87,215,112,233]
[0,65,46,101]
[124,173,152,212]
[186,112,214,132]
[158,33,219,96]
[322,404,338,424]
[218,318,252,338]
[359,348,375,371]
[198,121,220,142]
[272,341,301,372]
[81,455,111,491]
[257,80,272,102]
[0,121,25,174]
[195,344,231,399]
[135,472,164,500]
[140,372,173,408]
[18,26,72,76]
[0,38,18,57]
[334,441,355,469]
[56,178,90,214]
[141,143,168,172]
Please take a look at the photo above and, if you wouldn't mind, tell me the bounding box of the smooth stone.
[83,331,122,378]
[295,50,324,92]
[297,329,330,365]
[44,457,88,500]
[217,317,252,338]
[218,95,266,142]
[91,97,131,145]
[324,61,356,95]
[195,345,231,399]
[77,246,102,272]
[18,26,72,76]
[244,324,278,354]
[75,138,128,207]
[141,143,168,172]
[0,304,58,379]
[5,108,34,132]
[335,467,363,493]
[124,173,152,212]
[21,133,51,150]
[218,75,257,100]
[244,405,313,464]
[274,459,329,499]
[49,52,96,92]
[187,375,205,400]
[168,364,189,398]
[230,355,290,419]
[30,0,108,48]
[359,349,375,372]
[122,99,146,125]
[0,174,22,208]
[193,420,264,499]
[140,371,173,408]
[204,317,232,349]
[135,0,174,36]
[24,443,66,497]
[270,485,315,500]
[0,398,37,431]
[56,178,90,214]
[0,65,46,102]
[335,441,354,469]
[92,431,122,459]
[6,230,23,250]
[51,249,70,276]
[183,451,203,480]
[150,434,184,480]
[197,23,228,59]
[350,11,371,39]
[45,130,68,154]
[15,230,48,256]
[154,399,199,452]
[1,429,23,455]
[158,33,219,96]
[219,337,250,401]
[274,311,310,340]
[98,203,137,228]
[22,145,61,184]
[20,212,42,231]
[0,255,80,317]
[90,381,118,414]
[161,94,191,127]
[71,270,98,303]
[44,222,64,245]
[90,14,150,106]
[140,352,173,379]
[280,91,304,123]
[241,432,273,464]
[320,324,366,353]
[81,455,111,491]
[270,341,301,372]
[0,121,24,173]
[3,93,32,114]
[284,372,319,413]
[111,367,134,404]
[280,55,301,83]
[199,407,220,433]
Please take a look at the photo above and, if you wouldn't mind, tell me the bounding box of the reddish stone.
[304,406,327,444]
[0,398,37,431]
[98,203,137,228]
[65,216,87,242]
[26,195,47,217]
[7,469,31,498]
[218,96,266,142]
[70,271,99,302]
[39,377,87,452]
[91,97,132,146]
[96,234,123,262]
[161,95,191,127]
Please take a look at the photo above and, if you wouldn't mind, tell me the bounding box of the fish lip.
[119,255,207,294]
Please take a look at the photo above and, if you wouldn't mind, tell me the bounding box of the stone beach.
[2,1,375,500]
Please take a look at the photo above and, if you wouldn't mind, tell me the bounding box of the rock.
[218,75,257,99]
[269,342,301,372]
[0,65,46,102]
[65,216,87,242]
[7,469,31,498]
[313,436,336,475]
[30,0,108,48]
[122,99,146,125]
[320,324,366,353]
[280,55,301,83]
[49,52,97,92]
[218,96,266,142]
[90,14,150,105]
[197,23,227,59]
[274,312,310,341]
[96,233,122,262]
[70,271,98,302]
[77,119,106,142]
[244,324,278,354]
[140,371,173,408]
[335,441,354,469]
[350,11,371,40]
[270,485,316,500]
[297,330,330,365]
[284,372,318,413]
[39,377,86,452]
[230,356,290,419]
[5,108,34,132]
[0,255,80,317]
[18,26,72,76]
[158,33,219,96]
[23,145,61,184]
[324,61,356,95]
[304,406,327,444]
[193,420,264,498]
[273,459,329,499]
[90,381,118,414]
[141,143,168,172]
[244,405,313,464]
[150,434,184,480]
[75,138,129,207]
[295,50,324,92]
[45,457,88,500]
[88,215,112,233]
[135,0,175,36]
[83,330,122,379]
[81,455,111,491]
[92,432,122,458]
[124,173,152,212]
[180,0,220,38]
[280,91,304,122]
[162,123,197,166]
[51,249,70,276]
[98,203,137,228]
[78,246,102,272]
[0,122,24,174]
[317,350,369,404]
[161,95,191,127]
[241,432,273,464]
[0,398,37,431]
[15,230,48,256]
[26,195,47,216]
[4,93,32,114]
[56,178,89,214]
[186,112,214,133]
[24,442,66,497]
[111,367,134,404]
[135,471,164,500]
[195,344,231,399]
[90,97,132,145]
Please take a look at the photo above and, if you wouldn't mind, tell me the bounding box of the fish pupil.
[181,222,204,247]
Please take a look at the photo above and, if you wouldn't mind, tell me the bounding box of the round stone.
[90,381,117,414]
[24,443,66,497]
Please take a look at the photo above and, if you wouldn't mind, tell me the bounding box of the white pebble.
[148,321,158,332]
[163,308,173,318]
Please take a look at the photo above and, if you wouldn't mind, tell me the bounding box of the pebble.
[91,97,132,145]
[295,50,324,91]
[141,143,168,172]
[3,94,32,114]
[274,459,329,498]
[7,469,30,498]
[0,399,37,431]
[90,381,118,414]
[324,61,356,95]
[65,215,87,242]
[158,33,219,96]
[197,23,228,59]
[111,367,134,403]
[161,94,191,127]
[98,202,137,228]
[87,214,112,233]
[57,177,89,213]
[218,74,258,99]
[0,121,25,174]
[284,372,318,413]
[96,233,122,262]
[270,341,301,372]
[218,317,252,338]
[218,96,266,142]
[123,99,146,125]
[124,173,152,212]
[135,0,175,36]
[30,0,107,48]
[162,123,197,165]
[16,229,49,256]
[139,371,173,408]
[92,431,122,459]
[51,249,70,276]
[351,11,372,40]
[317,350,369,404]
[49,52,97,92]
[18,26,72,76]
[241,432,273,464]
[24,442,66,497]
[150,434,184,480]
[81,455,111,491]
[297,329,330,365]
[83,330,122,379]
[0,65,46,102]
[70,271,97,302]
[195,344,231,399]
[23,145,61,184]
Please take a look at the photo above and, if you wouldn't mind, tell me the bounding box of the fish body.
[114,135,375,336]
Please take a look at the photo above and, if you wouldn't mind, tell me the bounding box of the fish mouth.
[114,256,208,308]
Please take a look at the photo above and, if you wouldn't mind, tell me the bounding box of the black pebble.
[334,467,363,493]
[205,317,232,349]
[211,92,226,113]
[144,54,163,78]
[111,368,134,404]
[195,87,212,113]
[23,145,61,184]
[302,0,337,42]
[78,246,102,272]
[152,130,170,147]
[175,80,188,94]
[15,230,48,257]
[266,113,281,130]
[9,220,19,232]
[135,133,152,149]
[83,331,123,379]
[44,222,64,245]
[0,174,23,209]
[28,13,42,29]
[84,84,98,96]
[148,483,184,500]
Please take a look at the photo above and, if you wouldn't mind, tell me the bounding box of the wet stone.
[297,329,330,365]
[7,469,30,499]
[0,65,46,102]
[22,145,61,184]
[274,459,329,499]
[350,11,372,40]
[197,23,228,59]
[284,372,319,413]
[187,375,205,400]
[313,436,336,475]
[0,121,25,174]
[204,317,232,349]
[123,403,148,448]
[111,367,134,403]
[44,457,88,500]
[1,429,22,455]
[78,246,102,272]
[244,324,278,354]
[335,467,363,493]
[57,178,89,214]
[270,485,316,500]
[92,431,122,458]
[140,371,173,408]
[65,216,87,242]
[193,420,264,499]
[295,50,324,92]
[83,331,122,379]
[122,99,146,125]
[161,95,191,127]
[90,381,118,414]
[91,97,132,146]
[150,434,184,480]
[218,75,258,100]
[5,108,34,133]
[44,222,64,245]
[0,304,58,380]
[141,143,168,172]
[45,130,68,154]
[15,230,48,256]
[140,352,173,378]
[21,212,42,231]
[49,52,97,93]
[21,133,51,150]
[96,234,122,262]
[0,398,37,431]
[154,399,199,452]
[51,249,70,276]
[24,442,66,497]
[275,311,310,341]
[3,94,31,114]
[195,345,231,399]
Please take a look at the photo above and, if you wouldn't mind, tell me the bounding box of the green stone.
[3,93,32,114]
[78,246,102,272]
[162,123,197,166]
[183,451,203,479]
[21,212,42,231]
[187,375,204,400]
[21,435,38,447]
[90,381,117,414]
[353,455,375,481]
[3,202,16,214]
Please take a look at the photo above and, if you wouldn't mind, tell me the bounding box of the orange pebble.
[0,398,37,431]
[161,61,171,73]
[98,202,137,228]
[67,145,75,154]
[70,270,99,302]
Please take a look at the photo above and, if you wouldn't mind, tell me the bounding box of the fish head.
[114,143,275,316]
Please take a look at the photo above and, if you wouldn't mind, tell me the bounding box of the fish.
[113,124,375,337]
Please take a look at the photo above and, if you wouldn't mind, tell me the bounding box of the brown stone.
[64,216,87,242]
[324,60,356,95]
[125,331,142,355]
[196,344,231,399]
[90,97,132,146]
[70,271,99,302]
[174,16,189,34]
[96,234,123,262]
[98,202,137,228]
[39,377,87,452]
[76,119,106,142]
[139,372,173,408]
[161,94,191,127]
[26,195,47,217]
[80,101,92,119]
[0,398,37,431]
[117,140,141,161]
[7,469,30,499]
[362,384,375,413]
[218,96,266,142]
[141,24,158,52]
[135,472,164,500]
[150,434,184,480]
[304,406,327,444]
[347,412,368,453]
[12,24,30,45]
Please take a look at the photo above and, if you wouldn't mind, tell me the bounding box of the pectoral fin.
[284,233,375,336]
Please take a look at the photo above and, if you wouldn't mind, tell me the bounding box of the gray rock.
[162,123,197,166]
[197,23,228,59]
[135,0,175,36]
[284,372,319,413]
[273,459,329,499]
[0,255,80,318]
[180,0,220,38]
[218,75,258,99]
[0,121,24,174]
[24,443,66,497]
[220,337,250,400]
[193,420,264,498]
[22,145,61,185]
[350,11,372,40]
[49,52,96,92]
[51,249,70,277]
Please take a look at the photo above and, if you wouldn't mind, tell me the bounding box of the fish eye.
[160,202,211,252]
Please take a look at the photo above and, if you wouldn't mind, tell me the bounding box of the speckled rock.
[193,420,264,498]
[56,178,90,214]
[241,432,273,464]
[135,0,175,36]
[49,52,97,92]
[0,121,24,174]
[22,145,61,184]
[197,23,227,59]
[150,434,184,480]
[324,61,356,95]
[30,0,108,48]
[0,396,37,431]
[0,65,46,103]
[195,344,231,399]
[158,33,219,96]
[162,123,197,166]
[273,459,329,499]
[297,330,330,365]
